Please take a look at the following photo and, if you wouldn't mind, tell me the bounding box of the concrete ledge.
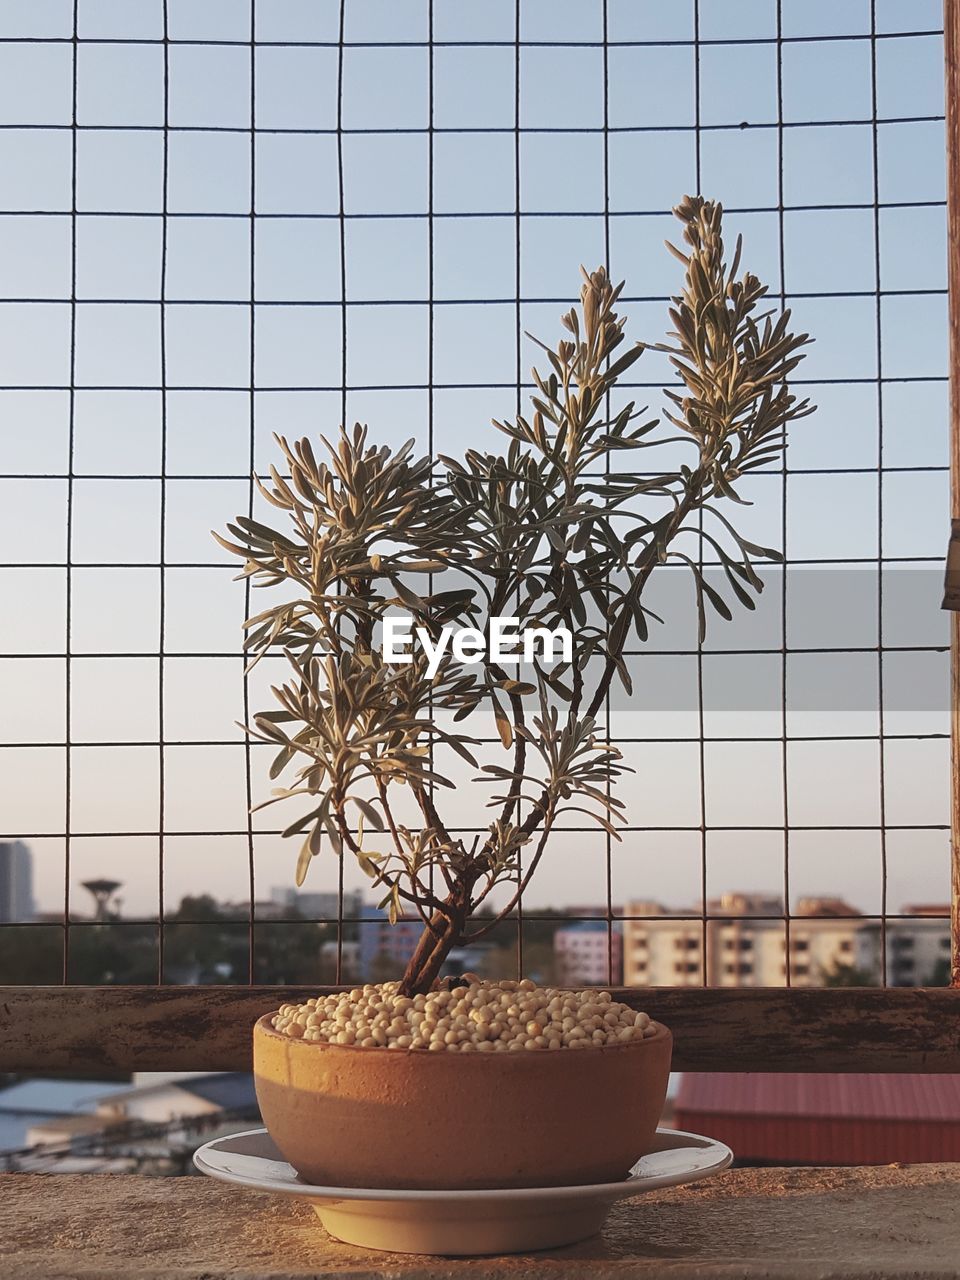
[2,1164,960,1278]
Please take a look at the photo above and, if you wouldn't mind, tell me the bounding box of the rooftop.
[93,1073,256,1113]
[677,1073,960,1123]
[0,1079,124,1116]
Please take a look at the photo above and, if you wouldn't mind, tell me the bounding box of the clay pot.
[253,1013,672,1190]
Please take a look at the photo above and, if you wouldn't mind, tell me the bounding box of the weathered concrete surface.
[1,1164,960,1279]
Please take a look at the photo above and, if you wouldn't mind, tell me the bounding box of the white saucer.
[194,1126,733,1255]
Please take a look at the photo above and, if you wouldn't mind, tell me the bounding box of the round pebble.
[270,980,657,1052]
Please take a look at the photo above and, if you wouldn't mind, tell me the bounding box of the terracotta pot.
[253,1013,672,1190]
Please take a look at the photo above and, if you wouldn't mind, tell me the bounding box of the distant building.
[93,1073,258,1126]
[623,894,950,987]
[872,905,952,987]
[220,898,287,921]
[0,841,33,923]
[270,887,362,920]
[6,1073,261,1173]
[80,878,122,921]
[624,894,870,987]
[786,897,876,986]
[442,944,497,980]
[0,1079,121,1154]
[675,1072,960,1165]
[358,905,424,982]
[623,898,707,987]
[325,927,494,985]
[554,921,622,986]
[319,938,362,981]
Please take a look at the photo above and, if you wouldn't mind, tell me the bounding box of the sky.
[0,0,951,928]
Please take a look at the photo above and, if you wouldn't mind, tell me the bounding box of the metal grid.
[0,0,951,990]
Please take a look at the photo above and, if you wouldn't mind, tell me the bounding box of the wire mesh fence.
[0,0,951,991]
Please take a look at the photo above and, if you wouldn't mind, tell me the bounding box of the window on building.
[723,936,753,952]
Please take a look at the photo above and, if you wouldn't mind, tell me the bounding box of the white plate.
[193,1126,733,1255]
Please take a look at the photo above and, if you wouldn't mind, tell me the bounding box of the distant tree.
[253,921,337,985]
[478,945,521,983]
[171,894,224,920]
[927,957,951,987]
[0,921,160,984]
[515,912,565,950]
[369,950,399,985]
[514,941,557,986]
[72,923,158,984]
[164,921,246,982]
[0,925,62,984]
[820,959,876,987]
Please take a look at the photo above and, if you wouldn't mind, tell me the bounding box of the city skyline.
[11,836,949,927]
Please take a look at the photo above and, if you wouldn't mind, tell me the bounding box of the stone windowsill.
[1,1164,959,1278]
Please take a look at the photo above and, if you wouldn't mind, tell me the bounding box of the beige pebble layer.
[271,976,656,1052]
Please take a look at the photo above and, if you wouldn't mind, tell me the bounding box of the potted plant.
[218,197,812,1192]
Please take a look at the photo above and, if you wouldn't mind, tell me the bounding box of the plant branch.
[220,199,813,995]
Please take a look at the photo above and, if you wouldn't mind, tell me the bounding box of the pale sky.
[0,0,951,925]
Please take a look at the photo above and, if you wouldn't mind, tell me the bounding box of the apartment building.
[622,893,896,987]
[357,904,425,981]
[0,841,33,923]
[269,887,362,920]
[554,921,622,986]
[868,905,952,987]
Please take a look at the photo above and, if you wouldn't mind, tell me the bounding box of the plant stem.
[397,875,475,995]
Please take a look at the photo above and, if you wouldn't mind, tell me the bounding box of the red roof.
[676,1073,960,1123]
[674,1073,960,1164]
